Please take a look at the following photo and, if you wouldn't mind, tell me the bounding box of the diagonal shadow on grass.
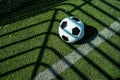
[0,20,60,38]
[100,0,120,12]
[55,2,120,53]
[1,2,119,50]
[67,43,114,80]
[30,9,58,79]
[63,2,120,49]
[0,45,90,80]
[98,34,120,52]
[89,41,120,69]
[0,1,120,80]
[87,1,119,21]
[0,47,65,79]
[60,2,120,37]
[55,1,120,79]
[30,7,92,79]
[0,1,91,80]
[0,32,58,63]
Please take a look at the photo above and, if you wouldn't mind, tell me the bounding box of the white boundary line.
[33,19,120,80]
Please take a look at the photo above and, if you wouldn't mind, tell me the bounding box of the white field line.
[33,19,120,80]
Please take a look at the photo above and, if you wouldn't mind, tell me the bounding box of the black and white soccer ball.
[59,16,85,43]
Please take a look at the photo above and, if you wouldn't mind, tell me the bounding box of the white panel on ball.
[59,16,85,43]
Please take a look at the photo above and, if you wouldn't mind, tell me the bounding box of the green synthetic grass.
[56,34,120,80]
[0,0,120,80]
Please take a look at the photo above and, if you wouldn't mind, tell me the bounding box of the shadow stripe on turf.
[33,18,120,80]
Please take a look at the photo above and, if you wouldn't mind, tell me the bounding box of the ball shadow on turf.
[74,24,98,44]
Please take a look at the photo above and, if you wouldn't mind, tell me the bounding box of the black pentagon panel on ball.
[61,21,67,29]
[72,27,80,35]
[72,17,80,21]
[62,35,69,41]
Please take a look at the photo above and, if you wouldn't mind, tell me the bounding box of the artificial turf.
[0,0,120,80]
[56,34,120,80]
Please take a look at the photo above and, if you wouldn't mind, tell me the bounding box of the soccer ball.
[58,16,85,43]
